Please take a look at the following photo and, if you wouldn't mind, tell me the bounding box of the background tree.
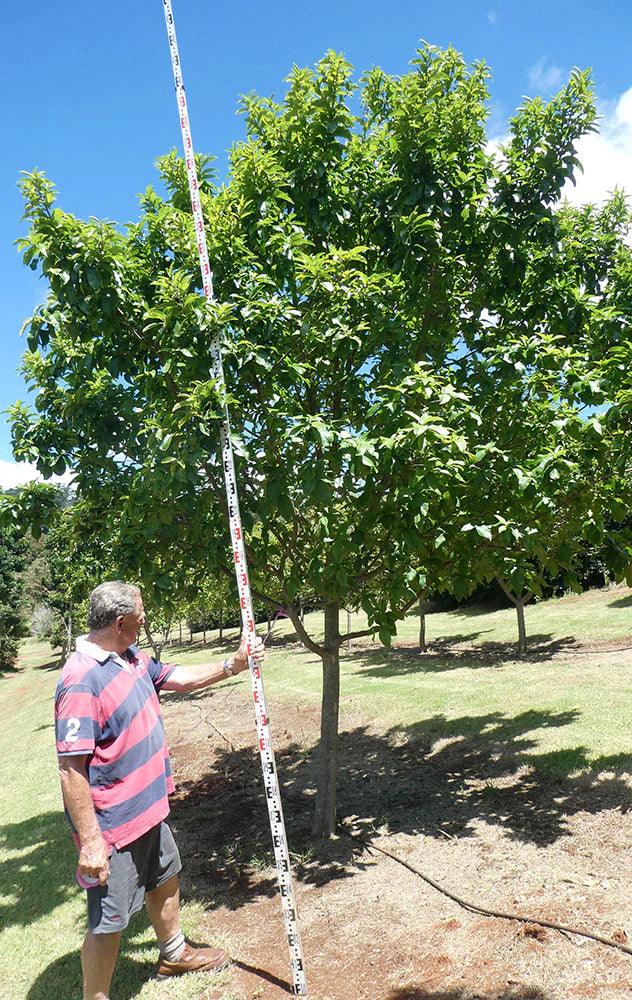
[0,496,27,671]
[7,46,632,834]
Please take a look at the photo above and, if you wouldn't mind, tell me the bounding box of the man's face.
[116,594,145,649]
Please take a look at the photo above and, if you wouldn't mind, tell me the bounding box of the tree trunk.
[312,602,341,839]
[145,615,172,662]
[346,608,352,652]
[179,621,182,645]
[496,577,532,656]
[203,625,207,645]
[299,596,304,624]
[515,601,527,656]
[219,609,223,642]
[267,609,272,638]
[144,625,160,661]
[419,604,427,652]
[189,624,193,644]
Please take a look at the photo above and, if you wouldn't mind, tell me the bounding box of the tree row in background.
[0,497,26,671]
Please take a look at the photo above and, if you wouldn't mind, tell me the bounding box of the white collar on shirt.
[75,635,133,671]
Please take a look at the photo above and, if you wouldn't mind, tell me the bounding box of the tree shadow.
[609,593,632,609]
[447,602,505,620]
[34,658,62,672]
[168,707,632,916]
[25,941,158,1000]
[0,662,22,678]
[387,988,553,1000]
[0,810,78,931]
[348,634,579,676]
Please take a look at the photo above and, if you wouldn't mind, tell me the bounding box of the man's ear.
[115,615,125,634]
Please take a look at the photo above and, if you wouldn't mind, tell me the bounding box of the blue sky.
[2,0,632,484]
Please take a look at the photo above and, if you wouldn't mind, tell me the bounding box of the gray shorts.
[87,821,182,934]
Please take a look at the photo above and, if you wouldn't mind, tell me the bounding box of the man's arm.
[58,755,110,885]
[161,634,265,694]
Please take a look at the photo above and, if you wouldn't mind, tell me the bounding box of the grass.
[1,585,631,998]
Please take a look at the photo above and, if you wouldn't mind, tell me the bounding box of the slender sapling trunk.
[418,602,427,652]
[312,602,341,839]
[496,577,533,656]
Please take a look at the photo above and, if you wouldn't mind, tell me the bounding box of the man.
[55,580,264,1000]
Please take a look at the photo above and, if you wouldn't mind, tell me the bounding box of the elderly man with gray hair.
[55,580,265,1000]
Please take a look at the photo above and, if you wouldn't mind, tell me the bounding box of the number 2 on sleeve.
[65,717,81,743]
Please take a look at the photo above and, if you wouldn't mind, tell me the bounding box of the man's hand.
[78,832,110,886]
[162,631,266,692]
[232,631,265,674]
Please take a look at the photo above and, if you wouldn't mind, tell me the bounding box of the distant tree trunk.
[202,624,207,645]
[299,596,305,624]
[515,601,527,654]
[418,602,427,652]
[496,577,533,656]
[60,607,73,663]
[267,609,272,638]
[179,621,183,645]
[346,608,352,652]
[219,608,223,642]
[145,615,173,661]
[312,602,341,839]
[189,624,193,644]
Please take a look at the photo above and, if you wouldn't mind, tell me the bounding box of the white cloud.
[487,9,497,25]
[563,87,632,205]
[489,86,632,208]
[528,58,563,93]
[0,459,74,491]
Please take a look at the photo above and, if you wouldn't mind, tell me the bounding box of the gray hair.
[87,581,141,631]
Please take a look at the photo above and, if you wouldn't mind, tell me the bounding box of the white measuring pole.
[160,3,307,994]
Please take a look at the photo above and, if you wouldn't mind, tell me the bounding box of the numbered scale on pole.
[160,1,308,994]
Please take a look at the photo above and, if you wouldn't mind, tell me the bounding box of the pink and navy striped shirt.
[55,637,176,849]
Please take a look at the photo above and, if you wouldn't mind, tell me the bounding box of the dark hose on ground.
[341,825,632,958]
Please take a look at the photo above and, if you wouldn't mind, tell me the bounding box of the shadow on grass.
[168,706,632,915]
[609,593,632,609]
[0,663,22,678]
[34,658,62,672]
[0,811,77,930]
[25,941,157,1000]
[347,634,579,677]
[387,989,553,1000]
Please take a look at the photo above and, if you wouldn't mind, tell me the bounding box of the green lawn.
[1,585,631,999]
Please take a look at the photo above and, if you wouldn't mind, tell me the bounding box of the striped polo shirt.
[55,637,176,849]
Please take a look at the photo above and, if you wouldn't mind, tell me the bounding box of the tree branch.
[339,626,374,642]
[285,605,326,657]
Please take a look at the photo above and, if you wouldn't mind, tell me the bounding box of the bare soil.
[161,649,632,1000]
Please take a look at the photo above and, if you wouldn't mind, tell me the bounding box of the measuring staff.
[160,1,308,994]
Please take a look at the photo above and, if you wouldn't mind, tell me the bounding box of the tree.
[0,500,27,670]
[8,46,632,833]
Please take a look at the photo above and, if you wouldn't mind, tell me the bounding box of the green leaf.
[474,525,492,540]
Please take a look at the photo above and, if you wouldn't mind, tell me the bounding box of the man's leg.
[145,875,228,979]
[145,874,181,946]
[81,929,121,1000]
